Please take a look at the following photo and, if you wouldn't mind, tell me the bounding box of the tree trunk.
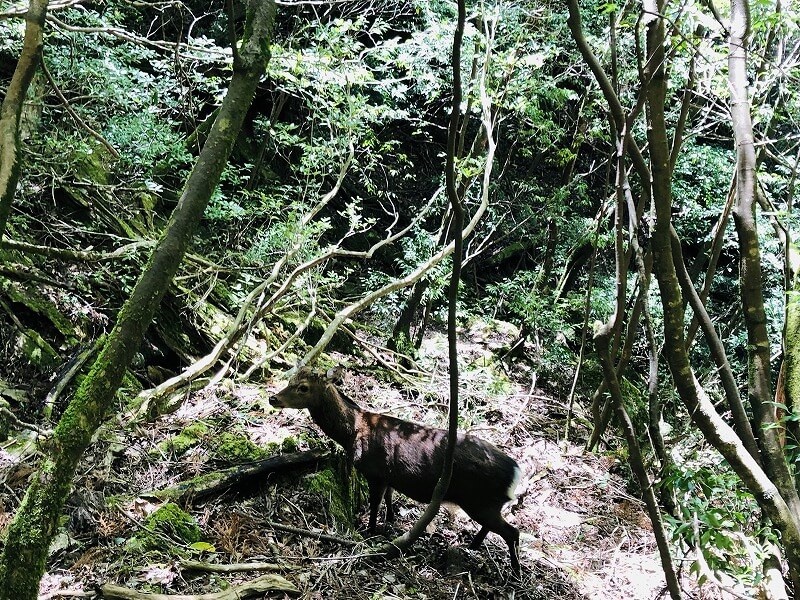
[385,0,466,555]
[0,0,49,239]
[645,0,800,590]
[729,0,800,513]
[0,3,277,597]
[595,323,681,599]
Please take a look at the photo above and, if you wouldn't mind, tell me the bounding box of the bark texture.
[0,0,49,238]
[728,0,800,588]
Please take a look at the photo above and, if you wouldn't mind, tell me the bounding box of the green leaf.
[188,541,216,553]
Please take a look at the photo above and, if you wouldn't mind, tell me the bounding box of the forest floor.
[27,321,720,600]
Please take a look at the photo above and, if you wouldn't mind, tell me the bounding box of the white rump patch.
[507,465,521,501]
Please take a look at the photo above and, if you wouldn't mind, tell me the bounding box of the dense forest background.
[0,0,799,597]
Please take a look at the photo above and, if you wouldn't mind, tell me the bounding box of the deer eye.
[297,383,310,393]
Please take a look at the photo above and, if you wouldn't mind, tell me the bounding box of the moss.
[158,422,208,456]
[306,468,350,524]
[280,436,299,453]
[133,502,201,551]
[17,329,59,368]
[210,431,270,462]
[305,461,368,529]
[120,371,144,399]
[73,143,111,185]
[298,431,329,451]
[0,278,79,340]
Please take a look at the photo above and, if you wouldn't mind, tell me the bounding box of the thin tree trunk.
[595,324,681,599]
[728,0,800,524]
[644,0,800,590]
[670,227,761,463]
[0,3,277,597]
[592,115,681,597]
[0,0,49,239]
[386,0,467,554]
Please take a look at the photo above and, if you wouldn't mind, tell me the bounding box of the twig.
[266,520,357,547]
[41,58,120,158]
[178,559,298,573]
[0,406,52,436]
[338,322,417,383]
[45,14,229,61]
[1,237,154,262]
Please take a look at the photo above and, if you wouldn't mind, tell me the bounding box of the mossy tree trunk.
[0,2,277,597]
[728,0,800,588]
[645,0,800,590]
[729,0,800,514]
[0,0,49,239]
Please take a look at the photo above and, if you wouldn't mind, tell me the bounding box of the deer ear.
[326,366,344,384]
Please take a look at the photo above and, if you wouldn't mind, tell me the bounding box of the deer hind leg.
[470,526,489,549]
[463,504,521,576]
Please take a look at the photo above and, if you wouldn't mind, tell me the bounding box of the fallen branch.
[100,573,298,600]
[144,449,330,502]
[0,406,52,436]
[178,559,297,573]
[131,146,355,413]
[0,238,154,262]
[266,520,356,547]
[38,589,94,600]
[135,165,436,413]
[42,337,104,421]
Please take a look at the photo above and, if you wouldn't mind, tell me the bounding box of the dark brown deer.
[270,367,521,574]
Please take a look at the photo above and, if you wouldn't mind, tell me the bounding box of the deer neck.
[309,391,358,451]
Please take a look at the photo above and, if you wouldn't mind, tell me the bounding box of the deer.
[270,366,521,575]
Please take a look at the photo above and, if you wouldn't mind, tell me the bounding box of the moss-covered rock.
[158,422,208,456]
[280,436,299,453]
[0,279,79,341]
[128,502,201,552]
[305,458,368,529]
[210,431,271,462]
[17,329,60,368]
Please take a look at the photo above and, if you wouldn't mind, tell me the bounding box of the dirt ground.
[13,322,721,599]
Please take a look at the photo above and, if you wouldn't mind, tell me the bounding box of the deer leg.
[469,526,489,549]
[366,478,387,533]
[384,487,395,522]
[463,505,521,576]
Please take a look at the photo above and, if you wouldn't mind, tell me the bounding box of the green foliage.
[158,422,208,456]
[665,449,772,588]
[481,271,575,373]
[105,112,193,185]
[672,144,733,215]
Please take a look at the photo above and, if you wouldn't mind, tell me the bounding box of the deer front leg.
[366,477,387,533]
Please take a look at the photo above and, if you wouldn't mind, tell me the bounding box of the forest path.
[36,320,699,599]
